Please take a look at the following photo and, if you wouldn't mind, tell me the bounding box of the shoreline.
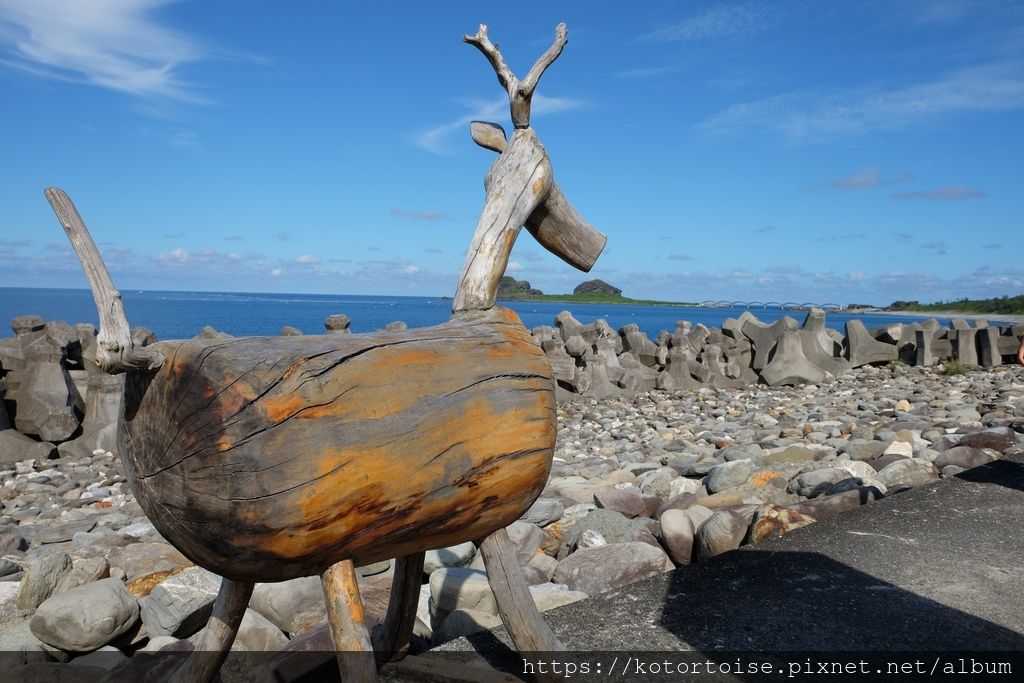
[863,309,1024,324]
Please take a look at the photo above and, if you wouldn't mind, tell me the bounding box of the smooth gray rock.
[659,509,695,565]
[423,542,477,575]
[787,468,854,498]
[30,578,139,652]
[250,576,323,634]
[694,510,748,562]
[428,568,496,626]
[552,542,672,595]
[0,430,57,465]
[16,551,72,610]
[521,498,564,526]
[704,459,754,493]
[140,567,221,637]
[433,608,502,646]
[230,608,289,651]
[874,458,939,488]
[960,428,1017,452]
[933,446,996,470]
[594,488,653,519]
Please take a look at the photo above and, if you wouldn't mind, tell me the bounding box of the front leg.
[322,559,377,682]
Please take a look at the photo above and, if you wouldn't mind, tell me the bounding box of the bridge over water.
[698,301,846,311]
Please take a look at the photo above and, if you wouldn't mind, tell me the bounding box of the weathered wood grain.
[480,527,564,653]
[44,188,164,374]
[169,578,253,683]
[372,551,425,663]
[119,306,555,581]
[322,560,376,682]
[470,121,606,272]
[453,129,553,312]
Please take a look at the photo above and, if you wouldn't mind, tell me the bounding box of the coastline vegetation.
[891,294,1024,316]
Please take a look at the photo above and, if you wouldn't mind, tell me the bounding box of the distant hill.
[889,295,1024,316]
[496,276,544,299]
[573,279,622,296]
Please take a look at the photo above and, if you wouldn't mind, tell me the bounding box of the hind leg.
[169,577,254,683]
[372,551,425,663]
[322,559,377,682]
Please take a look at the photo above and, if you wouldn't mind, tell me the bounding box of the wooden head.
[453,24,607,313]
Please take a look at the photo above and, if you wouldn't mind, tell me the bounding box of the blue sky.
[0,1,1021,305]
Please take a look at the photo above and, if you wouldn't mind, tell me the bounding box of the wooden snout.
[119,307,556,582]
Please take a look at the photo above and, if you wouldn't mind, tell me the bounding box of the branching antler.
[463,22,568,129]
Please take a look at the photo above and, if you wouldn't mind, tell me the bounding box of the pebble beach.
[1,361,1022,678]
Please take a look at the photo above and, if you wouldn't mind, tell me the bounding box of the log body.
[119,307,555,582]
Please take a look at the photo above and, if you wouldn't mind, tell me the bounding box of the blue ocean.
[0,287,983,341]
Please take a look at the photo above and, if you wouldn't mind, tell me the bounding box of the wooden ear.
[470,121,507,153]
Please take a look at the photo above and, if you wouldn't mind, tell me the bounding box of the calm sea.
[0,287,982,341]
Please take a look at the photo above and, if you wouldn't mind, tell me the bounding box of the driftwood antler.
[453,24,606,312]
[44,188,164,374]
[464,22,567,129]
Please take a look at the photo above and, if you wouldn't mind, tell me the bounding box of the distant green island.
[496,277,697,306]
[887,295,1024,316]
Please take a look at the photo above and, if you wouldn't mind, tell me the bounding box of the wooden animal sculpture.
[46,22,605,683]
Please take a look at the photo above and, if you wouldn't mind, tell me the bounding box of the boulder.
[250,576,323,634]
[17,552,72,610]
[659,509,695,565]
[704,459,755,494]
[933,446,996,470]
[423,542,477,575]
[139,567,221,637]
[552,542,672,595]
[694,510,748,561]
[230,608,289,651]
[747,505,816,544]
[30,578,139,652]
[874,458,939,488]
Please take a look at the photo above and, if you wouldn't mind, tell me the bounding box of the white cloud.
[506,261,523,272]
[640,4,768,43]
[699,64,1024,142]
[0,0,211,101]
[270,268,282,277]
[402,264,420,275]
[289,254,320,266]
[891,185,987,201]
[150,247,189,264]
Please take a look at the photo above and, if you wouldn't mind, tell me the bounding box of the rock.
[747,506,816,544]
[109,543,191,583]
[933,446,996,470]
[33,518,96,544]
[694,510,748,561]
[54,556,110,594]
[323,314,351,334]
[140,567,221,637]
[423,542,477,574]
[874,458,939,488]
[428,568,496,626]
[763,446,816,464]
[355,560,390,577]
[835,460,877,480]
[704,459,755,494]
[230,608,289,651]
[0,430,56,465]
[882,441,915,458]
[30,578,139,652]
[250,576,323,634]
[523,553,558,585]
[960,428,1017,452]
[761,331,831,386]
[594,488,651,519]
[787,468,854,498]
[506,521,543,565]
[529,582,588,612]
[524,497,565,528]
[567,509,658,552]
[17,551,72,610]
[659,509,695,565]
[433,608,502,645]
[552,542,673,595]
[787,486,884,521]
[839,440,887,461]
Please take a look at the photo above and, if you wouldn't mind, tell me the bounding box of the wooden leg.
[479,527,563,652]
[372,551,425,663]
[321,559,377,682]
[169,578,254,683]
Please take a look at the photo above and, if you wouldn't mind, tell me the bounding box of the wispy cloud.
[983,242,1002,249]
[699,64,1024,142]
[390,208,449,221]
[0,0,212,101]
[0,237,30,247]
[288,254,320,266]
[895,232,916,241]
[765,265,803,274]
[827,167,914,190]
[273,232,294,241]
[414,94,584,155]
[668,253,695,261]
[753,225,776,233]
[890,185,987,201]
[922,240,948,255]
[640,4,769,43]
